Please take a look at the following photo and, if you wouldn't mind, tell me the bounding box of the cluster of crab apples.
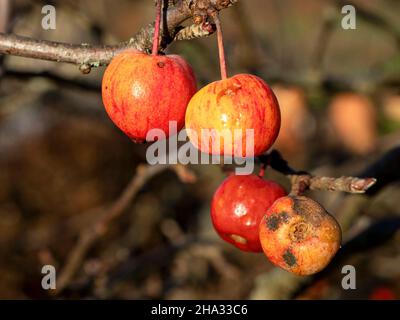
[211,175,341,276]
[101,5,342,276]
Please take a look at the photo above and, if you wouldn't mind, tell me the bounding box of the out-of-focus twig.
[310,6,337,76]
[3,69,101,91]
[360,146,400,196]
[55,164,196,295]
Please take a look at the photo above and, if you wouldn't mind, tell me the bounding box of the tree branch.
[0,0,10,76]
[0,0,238,71]
[258,150,377,196]
[0,33,121,67]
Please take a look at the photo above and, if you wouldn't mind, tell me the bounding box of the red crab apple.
[185,74,281,157]
[185,13,280,157]
[101,1,196,143]
[259,195,342,276]
[211,174,287,252]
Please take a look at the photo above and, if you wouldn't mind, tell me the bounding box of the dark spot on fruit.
[157,62,165,68]
[292,196,325,226]
[266,216,279,231]
[280,212,290,223]
[266,211,290,231]
[289,222,309,242]
[283,249,297,267]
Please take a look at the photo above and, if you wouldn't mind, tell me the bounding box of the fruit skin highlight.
[211,174,287,252]
[259,195,341,276]
[102,50,197,143]
[185,74,281,157]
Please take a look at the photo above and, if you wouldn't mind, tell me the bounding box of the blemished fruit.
[102,50,197,142]
[259,195,341,276]
[328,93,377,155]
[211,174,287,252]
[185,74,281,157]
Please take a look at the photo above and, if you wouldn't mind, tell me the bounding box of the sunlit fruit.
[102,50,197,142]
[211,174,287,252]
[185,74,281,157]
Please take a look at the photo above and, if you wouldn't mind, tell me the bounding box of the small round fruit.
[211,174,287,252]
[102,50,197,142]
[185,74,281,157]
[259,196,341,276]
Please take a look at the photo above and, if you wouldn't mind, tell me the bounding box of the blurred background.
[0,0,399,299]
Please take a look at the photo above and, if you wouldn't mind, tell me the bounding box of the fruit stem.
[213,12,228,80]
[152,0,162,56]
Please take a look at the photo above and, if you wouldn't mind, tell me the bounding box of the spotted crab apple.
[259,195,342,276]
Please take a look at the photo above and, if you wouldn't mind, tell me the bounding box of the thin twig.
[3,69,101,91]
[290,175,377,196]
[258,150,376,196]
[0,0,10,76]
[310,6,336,74]
[0,33,126,67]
